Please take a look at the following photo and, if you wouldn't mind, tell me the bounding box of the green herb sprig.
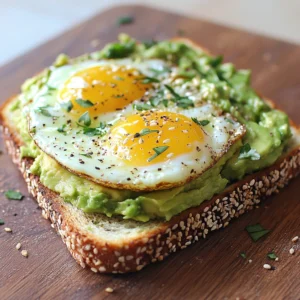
[4,190,24,200]
[148,146,169,162]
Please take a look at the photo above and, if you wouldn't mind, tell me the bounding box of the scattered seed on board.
[275,257,279,261]
[4,227,12,232]
[263,264,272,270]
[289,248,295,255]
[291,236,299,243]
[21,250,28,257]
[248,259,252,263]
[105,287,114,293]
[16,243,21,250]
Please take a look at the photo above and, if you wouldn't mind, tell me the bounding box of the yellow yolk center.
[59,65,152,116]
[106,111,204,166]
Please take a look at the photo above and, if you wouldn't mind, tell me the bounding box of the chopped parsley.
[135,128,159,138]
[4,190,24,200]
[77,122,107,137]
[225,117,235,124]
[239,143,260,161]
[143,39,157,49]
[140,76,160,84]
[114,76,124,81]
[75,99,94,107]
[78,111,91,126]
[245,224,270,242]
[80,153,93,158]
[117,16,134,26]
[165,84,194,108]
[267,251,278,260]
[149,66,171,75]
[0,219,4,225]
[134,103,152,111]
[60,101,73,112]
[47,85,57,91]
[148,146,169,162]
[191,117,210,126]
[240,252,247,259]
[35,105,52,117]
[57,124,67,135]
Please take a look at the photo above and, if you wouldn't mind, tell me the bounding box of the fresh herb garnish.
[75,99,94,108]
[60,101,73,112]
[57,124,67,135]
[35,105,52,117]
[135,128,159,138]
[149,66,171,75]
[77,122,107,137]
[140,76,160,84]
[47,85,57,91]
[239,143,260,161]
[0,219,4,225]
[162,99,169,107]
[117,16,134,26]
[191,117,210,126]
[245,224,270,242]
[148,146,169,162]
[134,103,152,111]
[4,190,23,200]
[225,117,235,124]
[267,251,278,260]
[78,112,91,126]
[143,39,157,49]
[80,153,93,158]
[165,84,194,108]
[240,252,247,259]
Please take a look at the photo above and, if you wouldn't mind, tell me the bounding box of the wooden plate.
[0,5,299,299]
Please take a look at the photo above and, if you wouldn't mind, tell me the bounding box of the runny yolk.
[58,65,152,117]
[106,111,204,166]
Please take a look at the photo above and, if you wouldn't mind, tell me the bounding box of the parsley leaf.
[165,84,194,108]
[140,76,160,84]
[117,16,134,26]
[143,39,157,49]
[35,105,52,117]
[191,117,210,126]
[0,219,4,225]
[75,99,94,108]
[77,122,107,137]
[60,101,73,112]
[135,128,159,138]
[149,66,171,75]
[57,124,67,135]
[78,112,91,126]
[225,117,235,124]
[240,252,247,259]
[134,103,152,111]
[4,190,23,200]
[80,153,93,158]
[239,143,260,161]
[245,224,270,242]
[267,251,278,260]
[148,146,169,162]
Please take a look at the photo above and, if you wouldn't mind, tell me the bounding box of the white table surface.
[1,0,300,67]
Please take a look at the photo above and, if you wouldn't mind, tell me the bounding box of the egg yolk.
[59,65,152,116]
[106,111,204,166]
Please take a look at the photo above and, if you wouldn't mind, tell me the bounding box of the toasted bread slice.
[1,39,300,274]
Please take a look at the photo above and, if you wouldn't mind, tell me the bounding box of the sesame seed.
[4,227,12,232]
[289,247,295,255]
[248,259,252,263]
[163,139,170,144]
[168,127,175,131]
[21,250,28,257]
[91,268,98,273]
[167,153,174,158]
[16,243,21,250]
[275,257,279,261]
[105,287,114,293]
[291,236,299,243]
[263,264,272,270]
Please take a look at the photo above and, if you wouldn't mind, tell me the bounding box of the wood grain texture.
[0,5,300,300]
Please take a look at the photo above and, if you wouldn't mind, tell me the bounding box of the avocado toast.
[1,35,300,273]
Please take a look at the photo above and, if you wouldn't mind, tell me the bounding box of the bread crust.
[1,39,300,273]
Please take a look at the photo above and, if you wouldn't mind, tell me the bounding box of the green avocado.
[11,34,292,222]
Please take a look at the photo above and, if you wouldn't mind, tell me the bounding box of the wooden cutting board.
[0,5,299,300]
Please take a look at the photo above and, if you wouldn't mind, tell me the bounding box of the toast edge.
[1,122,300,273]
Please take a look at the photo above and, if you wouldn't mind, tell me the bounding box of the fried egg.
[28,59,245,191]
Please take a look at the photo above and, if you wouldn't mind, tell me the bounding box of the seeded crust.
[1,38,300,273]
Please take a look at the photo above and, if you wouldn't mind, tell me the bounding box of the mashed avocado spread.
[11,34,291,222]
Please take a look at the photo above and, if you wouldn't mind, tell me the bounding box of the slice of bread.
[1,39,300,274]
